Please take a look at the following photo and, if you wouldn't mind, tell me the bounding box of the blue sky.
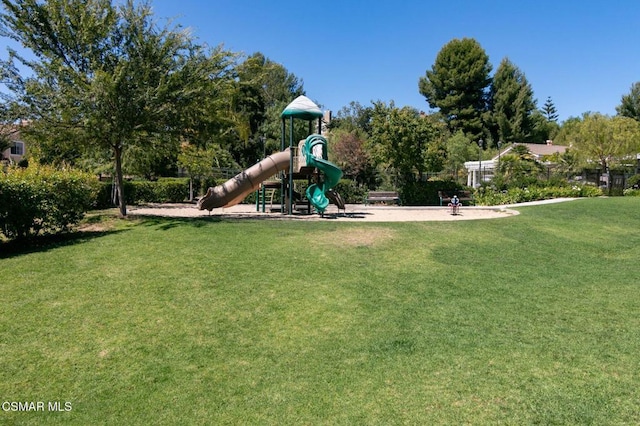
[3,1,637,123]
[148,0,639,123]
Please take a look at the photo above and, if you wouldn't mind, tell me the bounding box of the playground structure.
[197,96,343,215]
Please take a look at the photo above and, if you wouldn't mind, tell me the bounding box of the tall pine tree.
[490,58,537,143]
[542,96,559,122]
[616,82,640,122]
[419,38,492,141]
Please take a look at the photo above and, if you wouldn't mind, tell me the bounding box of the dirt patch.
[315,227,396,247]
[78,223,113,233]
[77,213,125,233]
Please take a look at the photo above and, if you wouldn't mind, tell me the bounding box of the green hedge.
[0,165,99,240]
[398,179,464,206]
[334,179,368,204]
[474,185,603,206]
[96,178,190,208]
[155,178,190,203]
[192,176,217,198]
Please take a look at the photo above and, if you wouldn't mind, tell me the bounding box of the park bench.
[365,191,400,205]
[438,190,474,206]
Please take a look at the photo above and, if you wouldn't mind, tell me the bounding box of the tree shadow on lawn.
[131,211,372,230]
[0,228,128,259]
[135,215,223,231]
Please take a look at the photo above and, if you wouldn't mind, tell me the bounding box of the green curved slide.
[302,134,343,214]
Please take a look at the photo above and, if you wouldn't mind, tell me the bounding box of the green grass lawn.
[1,198,639,424]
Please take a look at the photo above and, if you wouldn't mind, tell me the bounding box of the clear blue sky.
[4,1,637,123]
[148,0,640,123]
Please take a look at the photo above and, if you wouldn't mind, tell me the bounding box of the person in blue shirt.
[448,195,460,215]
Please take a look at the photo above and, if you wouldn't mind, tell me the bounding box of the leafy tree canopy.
[444,130,474,166]
[228,52,305,166]
[328,101,373,136]
[616,81,640,122]
[496,144,543,188]
[419,38,492,141]
[0,0,237,216]
[555,112,640,171]
[369,101,447,182]
[329,128,377,188]
[529,109,560,143]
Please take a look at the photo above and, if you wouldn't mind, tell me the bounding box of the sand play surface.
[129,198,576,222]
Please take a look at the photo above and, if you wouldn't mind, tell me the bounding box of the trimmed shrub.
[155,178,189,203]
[0,165,99,240]
[579,185,604,198]
[399,179,464,206]
[127,180,155,204]
[191,176,217,199]
[94,178,190,208]
[474,184,603,206]
[95,181,115,209]
[334,179,367,204]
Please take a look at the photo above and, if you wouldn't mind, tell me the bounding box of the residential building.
[464,140,568,187]
[1,125,27,164]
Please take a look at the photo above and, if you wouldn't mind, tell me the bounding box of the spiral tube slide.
[197,150,290,211]
[302,134,343,214]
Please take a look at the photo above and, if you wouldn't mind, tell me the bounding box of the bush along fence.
[473,184,603,206]
[0,165,99,240]
[95,177,191,209]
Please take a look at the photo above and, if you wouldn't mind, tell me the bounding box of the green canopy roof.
[281,95,323,119]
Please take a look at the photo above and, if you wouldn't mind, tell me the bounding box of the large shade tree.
[419,38,492,141]
[369,101,446,182]
[0,0,236,216]
[326,101,376,187]
[330,129,378,188]
[229,52,305,166]
[556,112,640,173]
[329,101,374,136]
[443,130,475,179]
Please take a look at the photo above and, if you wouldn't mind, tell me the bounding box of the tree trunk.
[114,145,127,217]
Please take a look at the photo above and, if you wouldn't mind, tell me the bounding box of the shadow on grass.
[136,215,222,231]
[0,228,128,259]
[132,210,374,230]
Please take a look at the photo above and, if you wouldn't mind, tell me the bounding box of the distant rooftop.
[492,141,568,161]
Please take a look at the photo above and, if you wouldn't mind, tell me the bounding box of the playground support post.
[288,116,294,215]
[281,118,286,214]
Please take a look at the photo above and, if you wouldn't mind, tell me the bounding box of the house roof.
[492,142,568,161]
